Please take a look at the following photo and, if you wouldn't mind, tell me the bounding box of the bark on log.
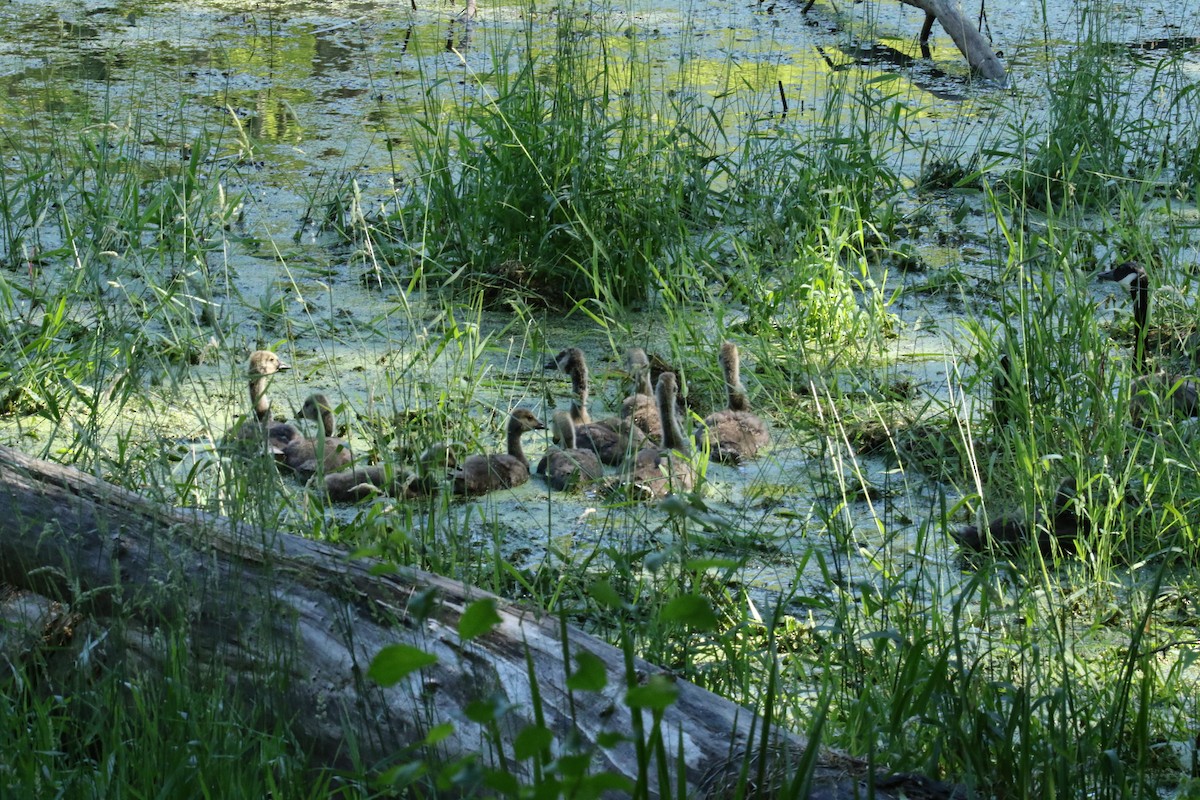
[898,0,1007,84]
[0,445,961,798]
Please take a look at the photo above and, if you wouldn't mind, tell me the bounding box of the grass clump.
[375,10,720,309]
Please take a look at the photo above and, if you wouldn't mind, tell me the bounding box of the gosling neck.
[568,355,592,424]
[657,375,691,455]
[554,413,578,450]
[506,420,530,466]
[635,367,653,398]
[249,376,272,423]
[721,343,751,412]
[318,406,336,438]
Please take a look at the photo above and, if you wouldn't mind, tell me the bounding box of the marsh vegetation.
[2,0,1200,796]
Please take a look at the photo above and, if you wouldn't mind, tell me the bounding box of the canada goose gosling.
[282,393,354,479]
[546,347,593,425]
[1099,261,1151,372]
[620,347,662,441]
[237,350,299,454]
[546,347,646,464]
[658,372,691,456]
[610,371,696,499]
[954,478,1086,557]
[317,442,461,502]
[453,409,546,496]
[695,341,769,464]
[536,411,605,491]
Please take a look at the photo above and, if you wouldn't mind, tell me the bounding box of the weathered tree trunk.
[802,0,1007,85]
[897,0,1007,83]
[0,445,959,798]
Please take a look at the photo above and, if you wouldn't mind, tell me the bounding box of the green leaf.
[424,722,455,746]
[588,580,625,609]
[661,594,718,631]
[458,598,502,641]
[368,644,438,687]
[596,731,627,748]
[465,693,514,724]
[566,652,608,692]
[407,587,439,623]
[624,674,679,711]
[376,760,428,788]
[513,724,554,760]
[576,772,635,795]
[553,752,592,780]
[643,550,668,573]
[483,770,520,794]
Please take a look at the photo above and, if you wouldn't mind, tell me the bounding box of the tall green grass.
[2,0,1200,797]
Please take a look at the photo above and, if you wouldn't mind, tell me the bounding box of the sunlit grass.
[1,0,1199,796]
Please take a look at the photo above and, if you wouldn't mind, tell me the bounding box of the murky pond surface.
[1,0,1198,640]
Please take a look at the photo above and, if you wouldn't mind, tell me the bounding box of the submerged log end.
[901,0,1009,86]
[969,50,1008,86]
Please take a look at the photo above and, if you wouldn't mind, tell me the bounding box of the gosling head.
[508,408,547,433]
[247,350,290,378]
[625,347,650,372]
[299,393,334,422]
[544,347,584,374]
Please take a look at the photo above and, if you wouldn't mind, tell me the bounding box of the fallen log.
[0,445,961,798]
[802,0,1007,85]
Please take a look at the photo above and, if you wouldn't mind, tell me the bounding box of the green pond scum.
[2,0,1200,796]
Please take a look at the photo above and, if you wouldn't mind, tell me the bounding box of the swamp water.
[2,0,1200,777]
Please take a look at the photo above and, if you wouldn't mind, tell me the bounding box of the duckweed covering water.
[3,0,1200,795]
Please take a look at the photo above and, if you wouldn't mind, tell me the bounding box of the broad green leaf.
[458,598,502,641]
[566,652,608,692]
[661,594,718,630]
[624,675,679,711]
[513,724,554,760]
[368,644,438,687]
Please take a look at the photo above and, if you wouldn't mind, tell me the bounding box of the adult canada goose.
[452,408,545,496]
[318,441,461,502]
[954,478,1085,556]
[694,342,769,463]
[545,347,646,465]
[281,393,354,480]
[236,350,300,455]
[536,411,605,491]
[1098,261,1200,424]
[610,371,696,500]
[619,348,662,441]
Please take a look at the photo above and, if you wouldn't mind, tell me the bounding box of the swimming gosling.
[536,411,605,491]
[695,341,769,463]
[452,409,546,496]
[281,393,354,480]
[318,442,460,502]
[954,478,1085,557]
[610,371,696,500]
[619,347,662,441]
[545,347,645,465]
[235,349,300,455]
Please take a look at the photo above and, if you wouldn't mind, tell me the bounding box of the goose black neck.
[1131,278,1149,374]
